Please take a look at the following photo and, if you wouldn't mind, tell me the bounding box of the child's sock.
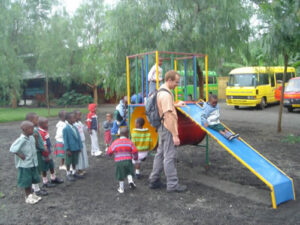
[127,175,133,183]
[50,173,56,180]
[135,169,140,175]
[119,181,124,190]
[66,170,71,176]
[32,184,40,192]
[72,169,76,175]
[42,176,48,184]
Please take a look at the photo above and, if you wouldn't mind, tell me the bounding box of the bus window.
[276,73,294,83]
[228,74,257,87]
[259,74,270,85]
[270,74,275,87]
[208,76,215,84]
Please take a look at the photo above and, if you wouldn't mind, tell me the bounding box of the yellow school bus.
[226,67,296,109]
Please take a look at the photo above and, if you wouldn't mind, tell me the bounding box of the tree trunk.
[277,53,288,132]
[93,86,98,104]
[45,75,50,116]
[197,61,204,100]
[11,89,17,109]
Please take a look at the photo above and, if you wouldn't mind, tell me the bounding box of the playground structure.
[126,51,295,209]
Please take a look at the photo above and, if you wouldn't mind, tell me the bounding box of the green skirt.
[17,167,40,188]
[208,123,225,132]
[115,160,134,181]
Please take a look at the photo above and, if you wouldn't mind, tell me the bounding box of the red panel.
[177,110,206,145]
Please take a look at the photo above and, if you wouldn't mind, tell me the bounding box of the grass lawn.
[0,107,89,123]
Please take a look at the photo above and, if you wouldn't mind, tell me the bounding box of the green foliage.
[281,134,300,144]
[0,107,89,123]
[55,90,93,106]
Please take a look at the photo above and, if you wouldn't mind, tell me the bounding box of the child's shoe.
[117,187,124,194]
[94,151,102,157]
[232,133,240,139]
[73,173,84,179]
[135,174,141,180]
[66,174,75,182]
[32,193,42,202]
[42,182,56,188]
[25,194,39,204]
[35,189,48,196]
[59,165,67,171]
[51,177,64,184]
[129,182,136,189]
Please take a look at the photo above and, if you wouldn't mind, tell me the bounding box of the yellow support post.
[155,51,159,90]
[126,56,130,105]
[174,59,178,102]
[205,55,208,100]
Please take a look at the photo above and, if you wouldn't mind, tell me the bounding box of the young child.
[87,103,102,156]
[10,121,42,204]
[25,112,48,197]
[54,110,67,171]
[103,113,113,152]
[131,117,153,179]
[107,127,138,193]
[201,94,239,140]
[38,117,64,187]
[63,112,83,181]
[74,110,89,175]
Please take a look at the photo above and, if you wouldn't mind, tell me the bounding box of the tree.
[257,0,300,132]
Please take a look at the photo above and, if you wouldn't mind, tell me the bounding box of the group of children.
[11,95,239,203]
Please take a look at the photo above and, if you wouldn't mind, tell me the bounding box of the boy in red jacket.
[107,127,138,193]
[87,103,102,156]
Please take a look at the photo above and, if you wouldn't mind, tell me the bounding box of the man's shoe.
[42,182,56,188]
[73,173,84,179]
[35,190,48,196]
[167,184,187,193]
[51,177,64,184]
[149,180,166,189]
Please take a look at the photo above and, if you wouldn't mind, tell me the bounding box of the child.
[201,94,239,140]
[131,117,153,179]
[74,110,89,175]
[38,117,64,187]
[25,112,48,197]
[103,113,113,152]
[107,127,138,193]
[10,121,42,204]
[87,103,102,156]
[54,110,67,171]
[63,112,83,181]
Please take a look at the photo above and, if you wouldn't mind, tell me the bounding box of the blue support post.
[141,58,144,103]
[184,59,188,101]
[193,56,197,101]
[145,55,149,98]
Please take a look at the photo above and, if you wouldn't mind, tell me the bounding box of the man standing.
[149,70,187,192]
[148,58,163,95]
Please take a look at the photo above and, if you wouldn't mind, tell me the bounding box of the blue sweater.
[63,124,83,152]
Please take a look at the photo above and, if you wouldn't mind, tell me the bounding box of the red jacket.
[38,127,51,157]
[107,137,138,162]
[87,103,98,130]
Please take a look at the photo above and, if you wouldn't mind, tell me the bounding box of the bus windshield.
[228,74,257,87]
[285,79,300,92]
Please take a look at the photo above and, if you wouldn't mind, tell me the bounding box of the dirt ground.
[0,103,299,225]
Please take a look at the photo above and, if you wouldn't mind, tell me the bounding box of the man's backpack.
[145,88,171,129]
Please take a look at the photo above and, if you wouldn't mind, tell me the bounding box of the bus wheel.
[258,97,266,110]
[287,106,293,112]
[234,106,239,109]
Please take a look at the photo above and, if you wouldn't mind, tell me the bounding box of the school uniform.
[74,121,89,170]
[107,137,138,181]
[87,103,102,156]
[38,128,55,172]
[63,123,82,166]
[54,120,66,158]
[34,127,45,173]
[10,134,40,188]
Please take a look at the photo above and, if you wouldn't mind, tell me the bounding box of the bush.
[56,90,93,106]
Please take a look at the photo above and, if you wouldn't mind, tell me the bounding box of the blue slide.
[177,103,295,208]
